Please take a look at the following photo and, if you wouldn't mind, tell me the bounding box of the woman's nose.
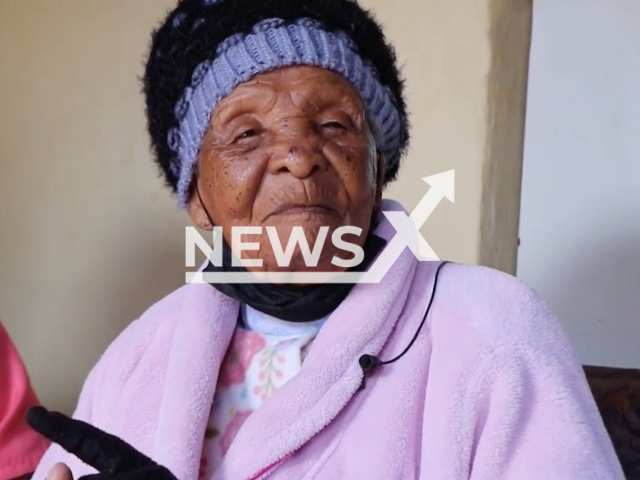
[268,119,328,178]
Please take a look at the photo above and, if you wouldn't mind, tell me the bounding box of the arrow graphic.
[411,170,455,227]
[362,169,455,282]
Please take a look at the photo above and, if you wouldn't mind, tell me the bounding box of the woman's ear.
[373,151,386,213]
[187,182,214,231]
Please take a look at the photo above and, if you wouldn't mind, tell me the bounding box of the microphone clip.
[358,354,383,391]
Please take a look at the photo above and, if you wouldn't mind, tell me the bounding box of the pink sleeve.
[0,322,50,480]
[464,343,625,480]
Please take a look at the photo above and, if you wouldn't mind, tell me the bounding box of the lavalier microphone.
[358,261,450,390]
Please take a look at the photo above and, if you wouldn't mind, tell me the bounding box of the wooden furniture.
[584,365,640,480]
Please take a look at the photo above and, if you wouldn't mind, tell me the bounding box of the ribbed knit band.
[167,17,402,209]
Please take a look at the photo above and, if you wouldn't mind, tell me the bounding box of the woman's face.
[188,66,385,273]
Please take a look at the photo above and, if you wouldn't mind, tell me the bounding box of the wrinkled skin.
[188,66,385,274]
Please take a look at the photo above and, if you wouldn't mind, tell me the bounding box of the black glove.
[26,406,178,480]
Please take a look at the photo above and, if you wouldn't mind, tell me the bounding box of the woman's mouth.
[269,204,335,217]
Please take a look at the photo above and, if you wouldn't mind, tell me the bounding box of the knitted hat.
[143,0,409,209]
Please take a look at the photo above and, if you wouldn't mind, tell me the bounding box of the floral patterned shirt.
[199,304,328,479]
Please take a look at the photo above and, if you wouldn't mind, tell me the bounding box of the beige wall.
[0,1,531,413]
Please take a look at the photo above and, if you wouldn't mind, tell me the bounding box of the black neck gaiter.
[203,232,387,322]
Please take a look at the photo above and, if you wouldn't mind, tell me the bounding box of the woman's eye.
[322,121,346,130]
[234,129,259,143]
[238,129,257,139]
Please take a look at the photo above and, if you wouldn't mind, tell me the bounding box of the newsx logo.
[185,170,454,284]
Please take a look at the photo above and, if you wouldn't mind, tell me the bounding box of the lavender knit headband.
[167,18,403,209]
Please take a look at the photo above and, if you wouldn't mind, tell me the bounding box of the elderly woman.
[28,0,624,479]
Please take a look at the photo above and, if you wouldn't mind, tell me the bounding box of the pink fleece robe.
[32,201,624,480]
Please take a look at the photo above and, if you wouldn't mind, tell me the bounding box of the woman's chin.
[244,261,348,285]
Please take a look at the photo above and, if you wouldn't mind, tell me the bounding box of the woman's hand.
[46,463,73,480]
[26,406,178,480]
